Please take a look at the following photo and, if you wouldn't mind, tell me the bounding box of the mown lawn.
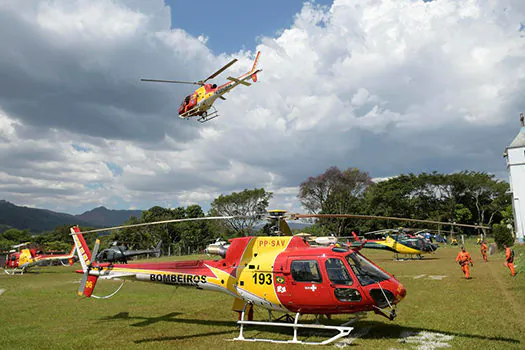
[1,241,523,349]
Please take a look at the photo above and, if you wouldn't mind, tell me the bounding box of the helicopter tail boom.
[251,51,261,82]
[70,226,93,272]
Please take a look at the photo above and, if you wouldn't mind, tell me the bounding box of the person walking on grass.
[480,241,488,262]
[503,244,516,277]
[456,246,473,279]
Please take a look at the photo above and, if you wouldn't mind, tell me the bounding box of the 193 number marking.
[252,273,272,285]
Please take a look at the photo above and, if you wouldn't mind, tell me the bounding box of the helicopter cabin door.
[323,257,364,308]
[286,257,332,309]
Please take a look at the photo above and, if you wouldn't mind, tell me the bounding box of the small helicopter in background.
[4,242,76,275]
[141,51,261,123]
[95,240,162,264]
[290,214,488,260]
[348,230,439,260]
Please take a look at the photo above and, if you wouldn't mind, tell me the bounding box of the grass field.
[1,241,523,349]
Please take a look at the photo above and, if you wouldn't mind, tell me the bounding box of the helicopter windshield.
[346,253,390,286]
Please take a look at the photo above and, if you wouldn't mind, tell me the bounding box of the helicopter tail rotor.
[71,226,101,297]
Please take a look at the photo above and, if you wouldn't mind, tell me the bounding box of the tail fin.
[250,51,261,82]
[153,240,162,258]
[70,226,92,272]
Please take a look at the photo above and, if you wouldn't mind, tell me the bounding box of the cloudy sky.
[0,0,524,215]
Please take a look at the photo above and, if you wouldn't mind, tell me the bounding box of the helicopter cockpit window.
[10,255,17,261]
[346,253,390,286]
[325,258,353,286]
[291,260,322,283]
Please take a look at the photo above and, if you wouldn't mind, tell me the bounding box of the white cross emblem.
[305,284,317,292]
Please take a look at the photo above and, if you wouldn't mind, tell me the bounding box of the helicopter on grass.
[294,214,488,260]
[141,51,261,123]
[70,211,406,345]
[95,240,162,264]
[348,230,439,260]
[70,211,490,344]
[4,242,76,275]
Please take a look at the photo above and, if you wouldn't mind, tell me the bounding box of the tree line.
[0,167,515,253]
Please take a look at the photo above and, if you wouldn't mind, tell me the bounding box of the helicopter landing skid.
[234,303,353,345]
[394,253,424,261]
[197,107,219,123]
[4,267,25,275]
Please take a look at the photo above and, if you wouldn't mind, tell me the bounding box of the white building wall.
[507,147,525,242]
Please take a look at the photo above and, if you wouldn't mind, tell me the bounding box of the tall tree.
[299,167,373,235]
[298,166,343,214]
[210,188,272,236]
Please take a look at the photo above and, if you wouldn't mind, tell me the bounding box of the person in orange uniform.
[503,244,516,277]
[456,246,473,279]
[480,241,488,262]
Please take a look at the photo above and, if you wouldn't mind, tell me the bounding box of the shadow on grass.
[101,311,235,328]
[135,330,235,344]
[101,312,521,346]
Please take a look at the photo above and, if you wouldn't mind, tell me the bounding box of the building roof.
[508,127,525,149]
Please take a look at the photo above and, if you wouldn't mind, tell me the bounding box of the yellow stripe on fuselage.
[235,237,292,307]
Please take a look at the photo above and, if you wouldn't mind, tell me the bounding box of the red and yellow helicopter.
[141,51,261,123]
[4,242,76,275]
[70,211,407,345]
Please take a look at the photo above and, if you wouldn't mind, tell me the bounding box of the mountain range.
[0,200,143,233]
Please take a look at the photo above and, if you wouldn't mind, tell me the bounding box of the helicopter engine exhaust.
[204,244,229,258]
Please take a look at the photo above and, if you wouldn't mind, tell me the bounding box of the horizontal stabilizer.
[227,76,251,86]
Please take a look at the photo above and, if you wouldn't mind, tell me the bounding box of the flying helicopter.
[4,242,76,275]
[95,240,162,263]
[70,211,406,345]
[141,51,261,123]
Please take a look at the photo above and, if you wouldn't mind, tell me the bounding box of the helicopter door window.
[346,253,390,286]
[325,258,353,286]
[291,260,322,283]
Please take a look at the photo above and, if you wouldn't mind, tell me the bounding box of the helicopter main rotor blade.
[140,79,202,85]
[202,58,238,83]
[290,213,490,230]
[91,239,101,261]
[73,216,244,234]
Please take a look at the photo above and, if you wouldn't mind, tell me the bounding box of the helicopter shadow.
[101,312,520,346]
[101,311,300,343]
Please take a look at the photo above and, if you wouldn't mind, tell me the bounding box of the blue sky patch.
[164,0,332,53]
[72,144,91,152]
[105,162,123,177]
[85,182,104,190]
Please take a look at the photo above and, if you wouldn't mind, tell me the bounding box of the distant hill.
[76,206,142,227]
[0,200,143,233]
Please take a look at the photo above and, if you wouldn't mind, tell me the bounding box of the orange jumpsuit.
[505,247,516,277]
[456,251,473,279]
[480,243,488,262]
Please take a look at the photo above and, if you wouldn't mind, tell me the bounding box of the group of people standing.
[455,243,516,279]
